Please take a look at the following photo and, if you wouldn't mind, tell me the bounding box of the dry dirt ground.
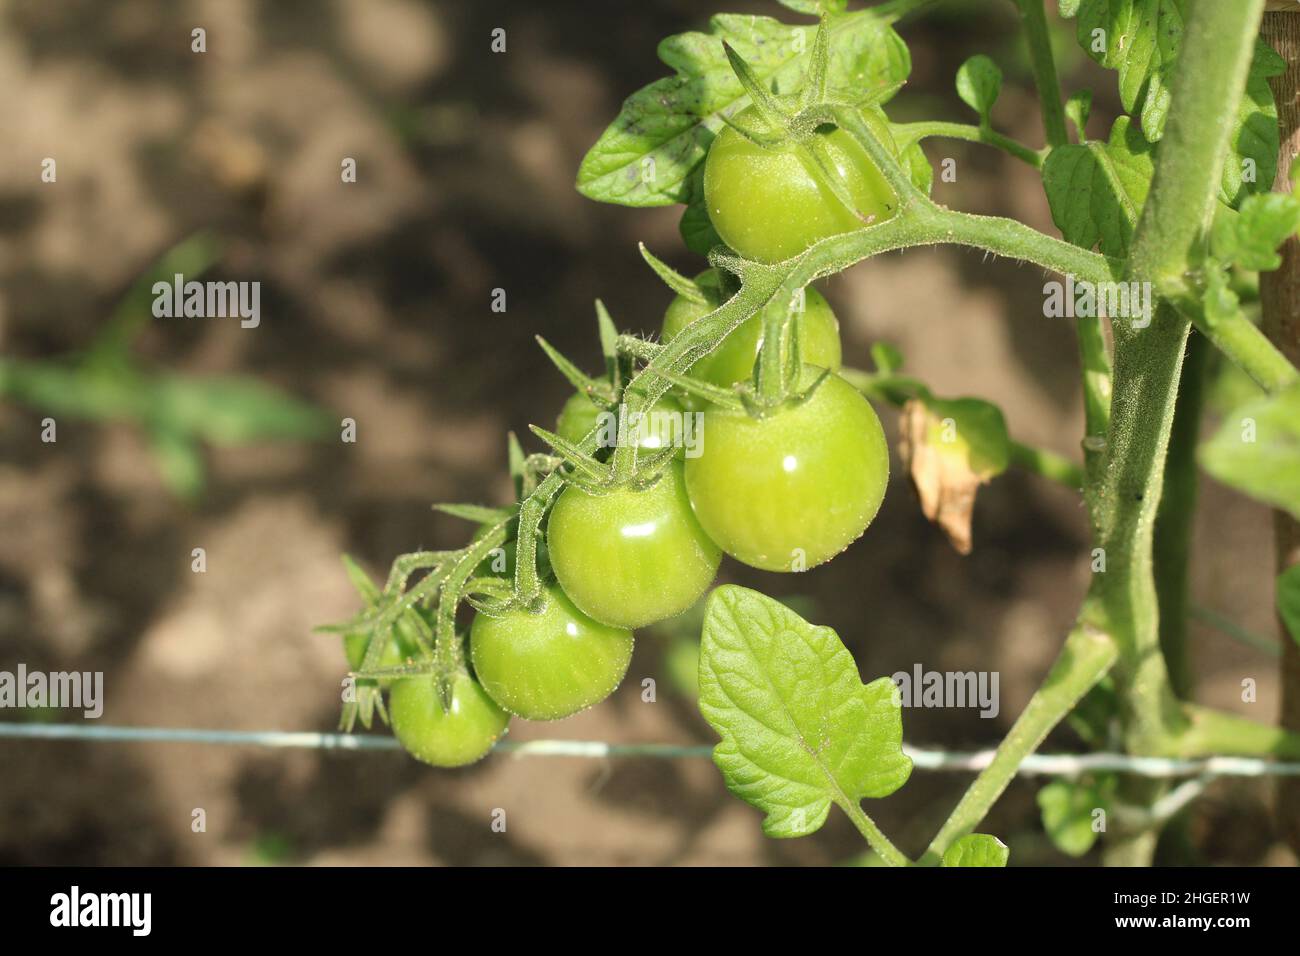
[0,0,1291,865]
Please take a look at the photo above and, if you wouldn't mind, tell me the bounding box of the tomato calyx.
[640,243,725,307]
[717,23,903,229]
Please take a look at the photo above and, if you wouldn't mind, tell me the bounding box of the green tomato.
[470,584,633,720]
[555,391,687,455]
[684,367,889,571]
[344,616,421,688]
[472,519,517,577]
[556,393,603,446]
[703,106,898,263]
[661,269,842,390]
[389,671,509,768]
[547,461,721,628]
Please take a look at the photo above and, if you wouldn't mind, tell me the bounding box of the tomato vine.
[327,0,1300,866]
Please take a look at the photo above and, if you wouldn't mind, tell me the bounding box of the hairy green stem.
[1172,290,1300,393]
[920,616,1119,865]
[1008,440,1084,490]
[892,120,1044,168]
[1103,777,1166,866]
[1091,303,1192,753]
[1174,705,1300,759]
[1014,0,1069,149]
[1076,315,1112,500]
[1190,604,1280,656]
[1128,3,1266,286]
[1097,0,1267,761]
[841,800,912,867]
[1154,332,1209,699]
[1014,0,1112,501]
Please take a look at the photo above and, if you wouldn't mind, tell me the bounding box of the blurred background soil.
[0,0,1290,865]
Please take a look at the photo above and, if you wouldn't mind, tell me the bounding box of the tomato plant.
[329,0,1300,870]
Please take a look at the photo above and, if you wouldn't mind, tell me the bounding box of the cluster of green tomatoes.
[343,93,905,768]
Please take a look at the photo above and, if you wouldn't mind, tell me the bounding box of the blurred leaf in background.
[0,233,332,502]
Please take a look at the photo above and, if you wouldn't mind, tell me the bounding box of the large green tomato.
[389,672,509,767]
[703,106,898,263]
[470,584,633,720]
[684,367,889,571]
[548,461,721,628]
[661,269,842,390]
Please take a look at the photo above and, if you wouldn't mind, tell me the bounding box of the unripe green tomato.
[555,393,603,446]
[704,106,898,263]
[470,584,633,720]
[472,520,516,578]
[344,618,420,689]
[661,269,842,390]
[555,391,687,455]
[548,461,721,628]
[684,367,889,571]
[388,672,509,768]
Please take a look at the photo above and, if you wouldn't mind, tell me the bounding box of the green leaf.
[955,55,1002,124]
[1059,0,1083,17]
[697,585,912,838]
[153,375,331,444]
[1278,565,1300,649]
[433,503,515,524]
[871,341,904,375]
[148,425,206,501]
[900,137,933,197]
[775,0,847,15]
[680,165,725,256]
[595,300,621,388]
[341,555,381,604]
[1073,2,1279,207]
[1201,266,1240,329]
[1211,192,1300,273]
[1220,42,1285,208]
[942,833,1009,867]
[1065,89,1093,141]
[536,335,603,393]
[1067,677,1119,747]
[924,396,1011,478]
[1076,0,1184,140]
[576,10,909,207]
[1201,382,1300,521]
[1043,116,1154,257]
[640,243,707,303]
[1037,777,1112,857]
[0,358,149,422]
[95,231,224,357]
[507,431,527,498]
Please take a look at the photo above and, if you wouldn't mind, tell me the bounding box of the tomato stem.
[1014,0,1069,150]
